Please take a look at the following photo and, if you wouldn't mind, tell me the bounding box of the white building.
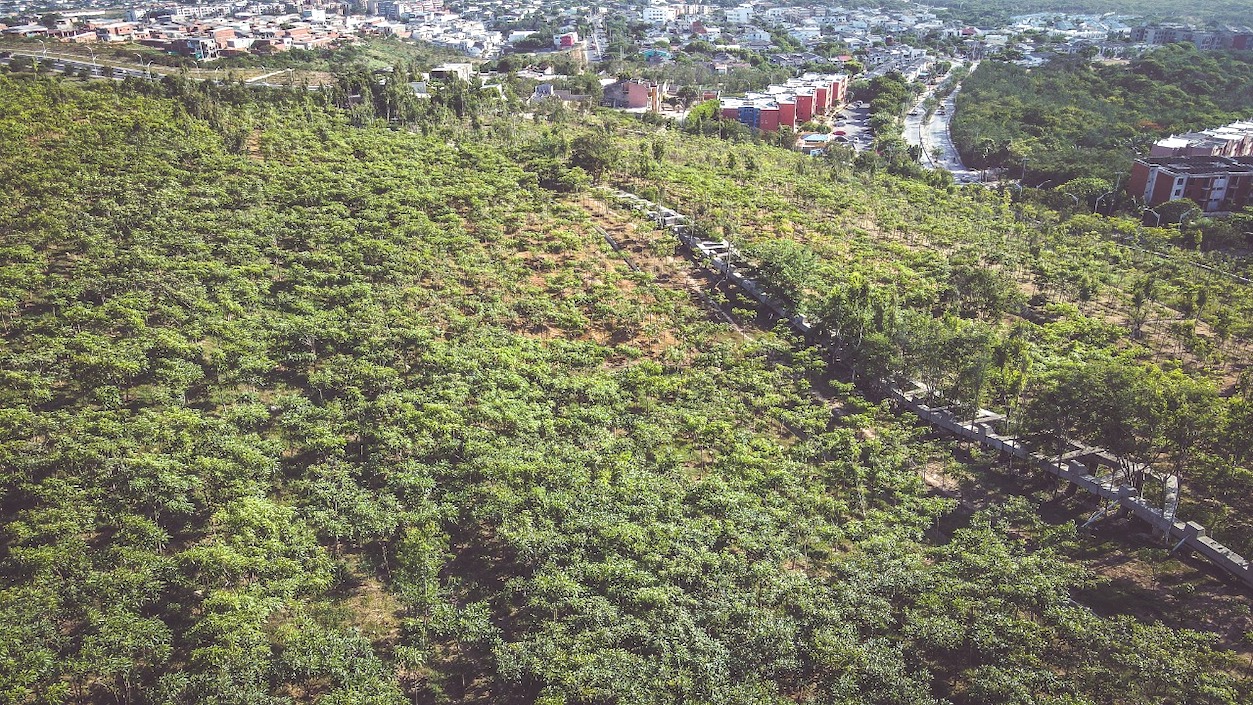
[790,22,822,42]
[642,5,675,24]
[725,5,752,24]
[742,27,772,43]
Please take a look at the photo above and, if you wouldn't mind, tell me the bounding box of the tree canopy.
[951,46,1253,184]
[0,68,1251,705]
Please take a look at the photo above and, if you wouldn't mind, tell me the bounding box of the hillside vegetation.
[593,116,1253,558]
[927,0,1253,27]
[950,46,1253,184]
[0,74,1251,704]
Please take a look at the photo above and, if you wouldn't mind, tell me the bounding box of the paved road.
[1,48,318,88]
[903,61,981,182]
[588,12,607,62]
[1,50,155,79]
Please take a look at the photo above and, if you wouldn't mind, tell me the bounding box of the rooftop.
[1138,155,1253,175]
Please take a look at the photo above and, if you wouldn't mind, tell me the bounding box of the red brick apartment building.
[715,73,848,133]
[1129,156,1253,213]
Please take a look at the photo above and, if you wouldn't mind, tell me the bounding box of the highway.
[1,50,154,80]
[0,48,320,88]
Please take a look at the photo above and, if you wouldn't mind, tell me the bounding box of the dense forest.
[950,45,1253,184]
[2,68,1253,705]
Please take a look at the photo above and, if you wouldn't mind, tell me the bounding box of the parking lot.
[830,103,873,152]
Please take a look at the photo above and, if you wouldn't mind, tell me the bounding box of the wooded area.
[1,69,1252,704]
[950,45,1253,184]
[928,0,1252,26]
[602,114,1253,563]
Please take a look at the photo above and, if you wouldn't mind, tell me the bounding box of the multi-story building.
[149,4,232,21]
[1129,156,1253,212]
[172,36,219,59]
[1130,23,1185,44]
[717,73,848,132]
[725,5,752,24]
[601,78,666,111]
[378,0,443,21]
[1130,24,1253,51]
[1150,121,1253,159]
[641,5,674,24]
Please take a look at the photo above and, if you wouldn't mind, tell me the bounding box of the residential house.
[430,62,475,81]
[530,82,592,106]
[602,77,666,111]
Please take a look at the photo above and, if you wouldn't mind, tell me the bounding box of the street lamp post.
[134,54,153,79]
